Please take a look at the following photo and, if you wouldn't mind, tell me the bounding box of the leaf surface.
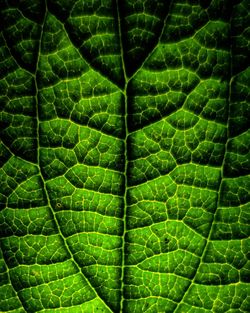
[0,0,249,312]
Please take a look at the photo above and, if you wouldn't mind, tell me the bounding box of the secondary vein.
[34,2,113,312]
[172,7,233,312]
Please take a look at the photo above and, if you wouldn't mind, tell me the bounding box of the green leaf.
[0,0,249,312]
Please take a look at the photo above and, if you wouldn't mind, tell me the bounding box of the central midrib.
[115,0,128,311]
[116,1,175,311]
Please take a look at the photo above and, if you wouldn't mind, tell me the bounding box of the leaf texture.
[0,0,249,312]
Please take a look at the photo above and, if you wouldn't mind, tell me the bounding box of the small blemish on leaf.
[164,237,169,244]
